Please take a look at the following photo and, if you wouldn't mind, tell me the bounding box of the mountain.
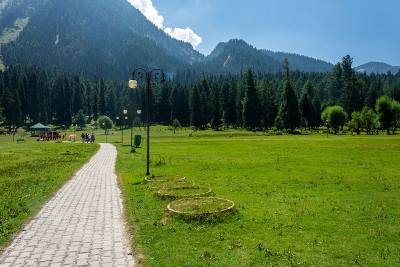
[0,0,203,79]
[201,39,281,73]
[262,50,333,73]
[0,1,333,79]
[201,39,333,74]
[355,62,400,75]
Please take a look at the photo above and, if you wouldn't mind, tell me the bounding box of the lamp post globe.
[128,80,138,89]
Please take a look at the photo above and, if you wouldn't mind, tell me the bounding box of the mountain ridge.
[0,0,389,79]
[355,62,400,75]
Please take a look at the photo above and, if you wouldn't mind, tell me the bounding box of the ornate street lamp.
[129,68,165,176]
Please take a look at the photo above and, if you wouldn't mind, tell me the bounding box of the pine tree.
[365,82,379,108]
[226,81,237,127]
[1,86,22,128]
[63,77,73,126]
[276,59,300,132]
[259,80,277,129]
[0,105,4,124]
[242,69,260,130]
[235,81,244,127]
[75,109,86,129]
[300,81,314,129]
[210,86,222,130]
[106,89,116,119]
[91,87,99,120]
[327,63,343,104]
[98,79,106,116]
[190,85,203,129]
[312,96,322,128]
[72,76,84,115]
[341,55,363,113]
[156,84,171,124]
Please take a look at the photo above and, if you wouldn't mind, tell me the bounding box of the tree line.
[1,55,400,134]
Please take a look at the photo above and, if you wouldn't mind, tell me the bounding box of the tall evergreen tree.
[300,81,314,129]
[91,87,99,120]
[1,86,22,128]
[72,76,84,115]
[242,69,260,129]
[341,55,363,113]
[98,79,106,116]
[156,84,171,124]
[276,59,300,132]
[63,77,73,126]
[210,86,222,129]
[327,63,343,104]
[190,85,203,129]
[260,80,277,129]
[365,81,379,108]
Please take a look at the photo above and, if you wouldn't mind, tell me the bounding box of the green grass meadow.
[0,136,98,248]
[115,128,400,266]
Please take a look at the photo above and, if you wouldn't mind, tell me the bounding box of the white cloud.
[164,27,203,48]
[126,0,202,48]
[127,0,164,29]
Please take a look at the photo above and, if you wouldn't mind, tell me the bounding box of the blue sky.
[146,0,400,66]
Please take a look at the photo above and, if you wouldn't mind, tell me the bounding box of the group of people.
[39,132,65,141]
[81,132,95,143]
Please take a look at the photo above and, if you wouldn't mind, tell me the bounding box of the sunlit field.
[113,128,400,266]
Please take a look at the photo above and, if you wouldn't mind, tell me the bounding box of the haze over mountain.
[355,62,400,75]
[1,0,391,80]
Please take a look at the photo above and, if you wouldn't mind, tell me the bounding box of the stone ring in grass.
[167,197,235,216]
[145,176,196,190]
[157,187,212,199]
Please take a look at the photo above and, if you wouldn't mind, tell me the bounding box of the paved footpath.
[0,144,135,267]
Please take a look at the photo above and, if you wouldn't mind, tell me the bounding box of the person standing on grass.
[91,133,95,143]
[81,132,85,143]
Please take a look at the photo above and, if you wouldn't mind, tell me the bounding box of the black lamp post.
[116,116,120,143]
[129,68,165,176]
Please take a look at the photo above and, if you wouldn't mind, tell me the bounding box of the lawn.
[116,129,400,266]
[0,136,98,248]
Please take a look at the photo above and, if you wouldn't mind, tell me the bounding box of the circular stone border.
[167,197,235,216]
[144,175,168,183]
[157,187,212,199]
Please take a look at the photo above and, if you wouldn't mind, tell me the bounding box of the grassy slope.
[116,130,400,267]
[0,138,98,247]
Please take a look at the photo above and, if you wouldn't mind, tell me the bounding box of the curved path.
[0,144,134,267]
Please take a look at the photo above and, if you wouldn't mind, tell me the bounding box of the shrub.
[361,107,378,135]
[321,106,348,134]
[348,111,362,134]
[97,115,113,134]
[376,96,400,135]
[134,134,142,148]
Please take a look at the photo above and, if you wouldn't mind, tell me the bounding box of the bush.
[134,135,142,148]
[348,111,362,134]
[97,115,113,134]
[322,106,348,134]
[361,107,378,135]
[376,96,400,135]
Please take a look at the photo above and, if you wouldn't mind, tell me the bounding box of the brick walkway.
[0,144,134,267]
